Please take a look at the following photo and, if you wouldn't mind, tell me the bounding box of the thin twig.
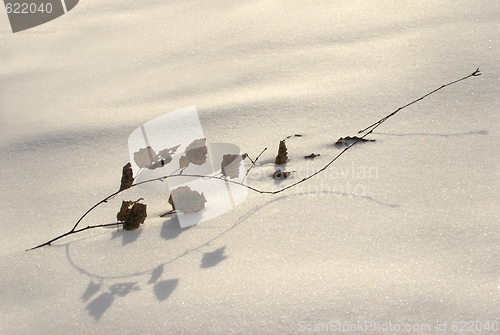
[27,223,121,251]
[244,147,267,178]
[70,192,121,232]
[358,68,481,134]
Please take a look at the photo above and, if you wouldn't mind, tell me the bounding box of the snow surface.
[1,0,499,334]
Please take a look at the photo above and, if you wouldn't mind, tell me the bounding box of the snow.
[1,0,499,334]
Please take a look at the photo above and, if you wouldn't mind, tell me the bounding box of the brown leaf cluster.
[117,199,147,231]
[168,186,207,214]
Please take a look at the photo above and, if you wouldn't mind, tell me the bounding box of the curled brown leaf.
[117,199,147,231]
[275,140,288,165]
[123,202,147,231]
[119,163,134,191]
[117,200,134,222]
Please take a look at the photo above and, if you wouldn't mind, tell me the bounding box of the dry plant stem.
[27,223,120,251]
[161,69,481,195]
[27,69,480,251]
[27,150,267,251]
[70,192,122,232]
[358,68,481,134]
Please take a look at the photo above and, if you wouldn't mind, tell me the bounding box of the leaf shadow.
[160,215,193,241]
[81,281,102,303]
[148,264,164,284]
[110,228,142,246]
[200,246,228,269]
[85,282,140,321]
[62,181,396,322]
[273,164,291,186]
[153,279,179,302]
[86,292,114,321]
[109,282,140,297]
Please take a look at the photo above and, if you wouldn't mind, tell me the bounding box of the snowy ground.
[1,1,499,334]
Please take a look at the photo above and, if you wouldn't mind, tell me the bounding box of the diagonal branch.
[27,223,120,251]
[27,69,481,251]
[358,68,481,134]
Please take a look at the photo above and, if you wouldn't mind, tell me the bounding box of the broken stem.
[244,147,267,178]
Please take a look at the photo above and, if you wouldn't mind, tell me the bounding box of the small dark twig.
[159,210,176,217]
[244,147,267,178]
[27,223,121,251]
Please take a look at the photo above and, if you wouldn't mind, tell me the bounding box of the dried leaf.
[117,198,144,223]
[335,136,375,146]
[123,202,147,231]
[185,138,207,165]
[168,186,207,214]
[134,147,156,168]
[119,163,134,191]
[221,154,243,179]
[179,155,190,169]
[117,200,134,222]
[275,140,288,165]
[304,153,320,159]
[148,145,180,170]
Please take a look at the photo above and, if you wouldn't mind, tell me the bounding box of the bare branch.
[27,223,120,251]
[27,69,481,251]
[244,147,267,178]
[358,68,480,134]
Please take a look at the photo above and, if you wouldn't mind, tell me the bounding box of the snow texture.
[1,1,499,334]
